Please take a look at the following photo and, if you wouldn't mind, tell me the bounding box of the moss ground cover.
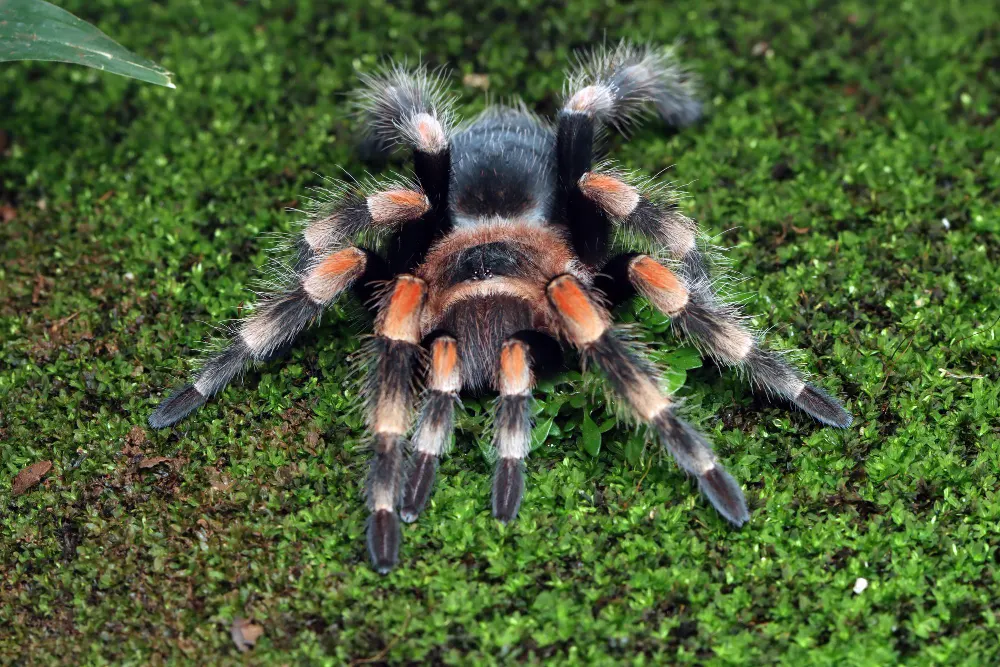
[2,0,998,663]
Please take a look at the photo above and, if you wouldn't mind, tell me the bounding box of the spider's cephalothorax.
[150,43,852,573]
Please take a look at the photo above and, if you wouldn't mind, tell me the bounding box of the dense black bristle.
[401,452,438,523]
[367,509,400,574]
[655,412,749,525]
[593,252,641,308]
[794,384,854,428]
[698,467,750,527]
[149,384,206,429]
[492,458,525,523]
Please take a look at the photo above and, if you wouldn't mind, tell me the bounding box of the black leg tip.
[794,384,853,429]
[698,467,750,527]
[492,458,525,524]
[148,384,206,429]
[367,509,400,574]
[400,452,438,523]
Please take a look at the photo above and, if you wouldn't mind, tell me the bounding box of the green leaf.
[624,434,646,466]
[659,346,703,371]
[580,411,601,457]
[0,0,175,88]
[531,417,555,451]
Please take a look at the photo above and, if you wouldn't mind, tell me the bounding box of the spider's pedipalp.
[605,254,853,428]
[545,273,748,525]
[491,338,535,522]
[400,334,462,523]
[149,247,368,429]
[563,40,702,131]
[364,275,427,573]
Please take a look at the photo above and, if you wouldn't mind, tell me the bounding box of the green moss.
[2,0,999,663]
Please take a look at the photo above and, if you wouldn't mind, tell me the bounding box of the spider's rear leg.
[563,40,702,133]
[596,254,852,428]
[400,334,462,523]
[149,246,370,428]
[546,274,749,525]
[364,275,428,573]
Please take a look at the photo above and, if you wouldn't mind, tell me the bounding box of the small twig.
[938,368,986,380]
[49,311,80,333]
[879,333,914,393]
[352,610,412,665]
[632,458,653,495]
[953,313,1000,347]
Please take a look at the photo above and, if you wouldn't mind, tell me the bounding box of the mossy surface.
[2,1,999,663]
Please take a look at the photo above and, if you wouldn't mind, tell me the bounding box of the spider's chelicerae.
[150,42,852,573]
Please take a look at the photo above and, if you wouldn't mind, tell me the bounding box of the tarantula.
[149,42,852,573]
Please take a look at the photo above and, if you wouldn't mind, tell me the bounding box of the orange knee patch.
[379,276,426,343]
[499,340,532,396]
[578,172,640,217]
[367,189,431,225]
[546,275,608,346]
[303,247,367,303]
[316,247,366,277]
[628,255,689,315]
[429,336,461,392]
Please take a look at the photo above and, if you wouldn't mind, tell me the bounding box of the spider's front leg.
[400,334,462,523]
[364,275,428,573]
[356,65,455,272]
[490,337,536,522]
[546,274,749,525]
[555,41,702,266]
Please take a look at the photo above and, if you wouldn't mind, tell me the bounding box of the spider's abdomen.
[449,109,555,225]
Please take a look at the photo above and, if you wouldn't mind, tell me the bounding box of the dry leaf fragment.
[0,204,16,223]
[12,460,53,495]
[463,72,490,90]
[126,425,147,447]
[231,617,264,652]
[138,456,176,470]
[208,469,233,492]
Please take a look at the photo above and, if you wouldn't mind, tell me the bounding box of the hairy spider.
[149,42,852,573]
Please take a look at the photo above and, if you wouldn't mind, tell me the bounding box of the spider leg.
[490,337,538,522]
[364,275,427,573]
[355,65,456,273]
[554,41,702,266]
[563,40,702,133]
[577,169,710,282]
[546,273,749,526]
[149,246,371,428]
[595,254,853,428]
[400,334,462,523]
[294,182,430,272]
